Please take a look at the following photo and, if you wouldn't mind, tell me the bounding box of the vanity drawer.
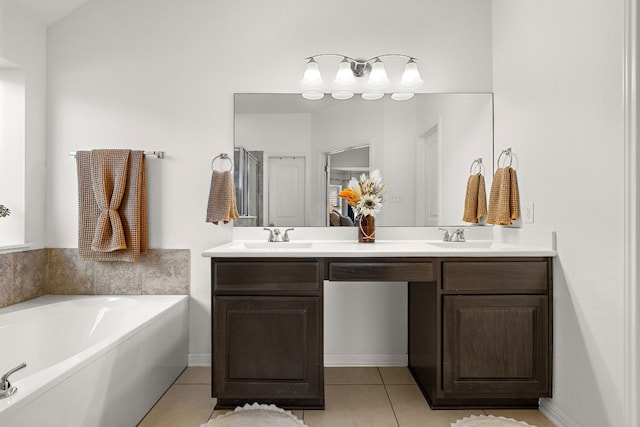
[329,262,434,282]
[442,260,549,292]
[213,260,321,293]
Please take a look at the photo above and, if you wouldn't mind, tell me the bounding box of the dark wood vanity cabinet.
[210,255,552,411]
[211,259,324,409]
[410,258,553,408]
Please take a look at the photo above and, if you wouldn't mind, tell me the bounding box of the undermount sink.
[426,241,495,249]
[230,242,313,250]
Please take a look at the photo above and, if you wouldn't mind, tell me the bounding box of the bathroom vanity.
[204,237,554,410]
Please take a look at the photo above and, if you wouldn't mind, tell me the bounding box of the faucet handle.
[283,228,294,242]
[0,362,26,399]
[263,227,275,242]
[438,228,451,242]
[451,228,466,242]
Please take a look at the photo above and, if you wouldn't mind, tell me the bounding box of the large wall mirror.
[234,93,494,227]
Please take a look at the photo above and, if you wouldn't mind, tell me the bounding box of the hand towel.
[206,170,240,224]
[462,173,488,223]
[77,150,148,262]
[487,166,520,225]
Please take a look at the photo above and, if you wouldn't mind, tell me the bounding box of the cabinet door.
[443,295,550,397]
[213,296,323,407]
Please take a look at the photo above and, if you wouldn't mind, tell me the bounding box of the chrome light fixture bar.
[300,54,424,101]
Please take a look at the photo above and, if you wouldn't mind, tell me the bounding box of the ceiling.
[11,0,88,26]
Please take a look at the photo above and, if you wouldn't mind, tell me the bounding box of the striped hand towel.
[487,166,520,225]
[462,173,488,223]
[206,170,240,225]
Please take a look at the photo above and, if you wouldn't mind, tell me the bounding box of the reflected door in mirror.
[268,156,306,226]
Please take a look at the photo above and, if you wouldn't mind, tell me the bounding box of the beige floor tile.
[304,384,398,426]
[386,384,484,427]
[483,409,556,427]
[137,384,215,427]
[379,367,416,385]
[324,367,383,384]
[175,366,212,384]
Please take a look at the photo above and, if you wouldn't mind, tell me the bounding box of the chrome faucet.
[0,362,26,399]
[438,228,452,242]
[264,227,295,242]
[451,228,466,242]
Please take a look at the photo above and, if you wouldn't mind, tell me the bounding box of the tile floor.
[138,367,556,427]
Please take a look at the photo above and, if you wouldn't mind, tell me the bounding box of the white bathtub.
[0,294,189,426]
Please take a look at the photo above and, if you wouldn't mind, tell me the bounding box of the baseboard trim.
[324,353,407,367]
[188,353,408,368]
[188,353,211,367]
[539,398,580,427]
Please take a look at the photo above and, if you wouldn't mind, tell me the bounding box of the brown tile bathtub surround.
[0,249,46,309]
[46,248,190,296]
[140,250,190,295]
[46,248,96,294]
[0,248,190,310]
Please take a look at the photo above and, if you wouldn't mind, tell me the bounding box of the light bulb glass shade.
[399,59,424,89]
[391,92,415,101]
[334,58,356,87]
[367,59,390,87]
[362,92,384,101]
[300,58,323,89]
[302,92,325,100]
[331,92,354,100]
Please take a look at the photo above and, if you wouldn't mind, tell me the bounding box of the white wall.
[492,1,626,425]
[46,0,493,362]
[0,0,47,248]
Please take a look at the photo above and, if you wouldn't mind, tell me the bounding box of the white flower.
[338,169,386,217]
[357,194,383,217]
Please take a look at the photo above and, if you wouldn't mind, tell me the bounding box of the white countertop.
[202,227,557,258]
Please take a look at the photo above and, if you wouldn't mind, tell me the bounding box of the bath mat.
[452,415,535,426]
[201,403,307,427]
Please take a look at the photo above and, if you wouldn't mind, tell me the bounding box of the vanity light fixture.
[300,54,424,101]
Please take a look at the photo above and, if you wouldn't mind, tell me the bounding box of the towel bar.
[69,150,165,159]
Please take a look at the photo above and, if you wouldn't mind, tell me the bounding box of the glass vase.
[358,215,376,243]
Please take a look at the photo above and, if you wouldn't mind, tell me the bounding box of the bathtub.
[0,294,189,427]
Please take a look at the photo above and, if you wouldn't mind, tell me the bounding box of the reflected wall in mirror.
[234,93,494,227]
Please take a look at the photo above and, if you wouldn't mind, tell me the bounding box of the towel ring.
[211,153,233,172]
[497,148,514,168]
[469,158,485,175]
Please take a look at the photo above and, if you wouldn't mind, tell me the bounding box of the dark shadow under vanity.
[209,256,552,410]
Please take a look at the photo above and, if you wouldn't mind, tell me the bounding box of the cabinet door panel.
[443,295,549,397]
[214,296,322,402]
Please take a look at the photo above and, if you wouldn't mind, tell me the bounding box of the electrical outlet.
[524,202,534,223]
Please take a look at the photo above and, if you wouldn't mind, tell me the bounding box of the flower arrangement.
[0,205,10,218]
[338,169,386,217]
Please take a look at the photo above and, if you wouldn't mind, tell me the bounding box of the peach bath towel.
[462,173,487,223]
[77,150,148,262]
[487,166,519,225]
[206,170,239,224]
